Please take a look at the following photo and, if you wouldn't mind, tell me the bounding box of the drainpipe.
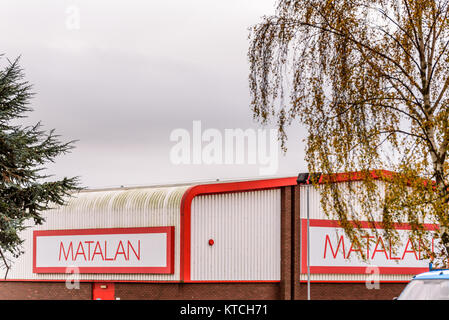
[297,173,311,300]
[297,173,321,301]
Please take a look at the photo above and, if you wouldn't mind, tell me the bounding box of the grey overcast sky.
[0,0,307,189]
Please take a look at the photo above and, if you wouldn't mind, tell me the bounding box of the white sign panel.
[33,227,174,274]
[301,219,437,274]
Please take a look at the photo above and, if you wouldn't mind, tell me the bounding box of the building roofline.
[75,175,299,193]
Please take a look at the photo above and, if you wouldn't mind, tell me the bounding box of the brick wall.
[297,283,407,300]
[0,282,279,300]
[115,282,406,300]
[0,281,406,300]
[114,283,280,300]
[0,281,92,300]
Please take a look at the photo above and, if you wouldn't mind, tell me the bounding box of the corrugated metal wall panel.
[300,181,388,221]
[1,185,190,281]
[190,189,281,281]
[300,180,435,222]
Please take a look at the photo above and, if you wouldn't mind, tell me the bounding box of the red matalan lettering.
[324,234,346,259]
[346,241,363,259]
[58,240,142,262]
[104,241,114,261]
[92,241,104,260]
[59,242,74,261]
[401,239,419,260]
[114,241,127,261]
[85,241,94,260]
[389,239,401,260]
[74,242,87,261]
[361,235,374,259]
[371,236,389,260]
[321,232,430,262]
[128,240,140,260]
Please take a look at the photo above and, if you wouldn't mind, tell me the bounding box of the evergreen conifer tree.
[0,56,78,277]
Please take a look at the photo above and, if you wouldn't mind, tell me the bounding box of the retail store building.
[0,171,433,299]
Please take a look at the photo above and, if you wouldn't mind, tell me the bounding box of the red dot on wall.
[208,239,214,246]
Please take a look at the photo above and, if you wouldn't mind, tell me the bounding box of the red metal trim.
[301,220,308,274]
[181,280,281,283]
[33,226,172,236]
[309,266,428,275]
[315,170,395,184]
[33,230,37,275]
[0,279,281,284]
[301,218,437,276]
[303,169,436,190]
[34,266,171,274]
[0,278,408,284]
[33,226,175,274]
[0,279,183,283]
[299,280,410,284]
[308,219,439,231]
[180,177,298,282]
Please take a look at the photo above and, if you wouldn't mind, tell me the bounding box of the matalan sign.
[301,219,439,275]
[33,227,174,274]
